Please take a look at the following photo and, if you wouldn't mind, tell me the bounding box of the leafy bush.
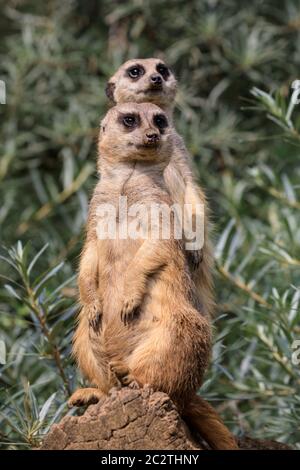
[0,0,299,448]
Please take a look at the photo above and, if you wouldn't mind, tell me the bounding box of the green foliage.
[0,242,77,448]
[0,0,299,448]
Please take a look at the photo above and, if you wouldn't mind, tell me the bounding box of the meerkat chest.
[95,170,182,276]
[95,177,176,281]
[96,173,173,237]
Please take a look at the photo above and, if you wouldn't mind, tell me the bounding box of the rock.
[39,386,292,450]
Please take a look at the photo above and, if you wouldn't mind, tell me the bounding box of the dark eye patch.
[126,64,145,80]
[153,114,168,132]
[156,63,170,80]
[118,113,140,130]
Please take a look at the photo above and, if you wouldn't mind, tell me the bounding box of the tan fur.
[183,395,238,450]
[70,103,237,449]
[106,58,215,318]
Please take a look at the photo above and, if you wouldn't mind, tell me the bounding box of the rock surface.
[40,386,291,450]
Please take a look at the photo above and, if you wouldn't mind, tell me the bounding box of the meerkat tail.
[183,394,238,450]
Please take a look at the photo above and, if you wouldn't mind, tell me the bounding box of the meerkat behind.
[106,58,215,319]
[69,102,237,450]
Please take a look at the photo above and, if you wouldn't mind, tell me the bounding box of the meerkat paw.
[186,249,203,270]
[68,388,105,408]
[86,303,102,332]
[109,360,139,389]
[120,294,141,325]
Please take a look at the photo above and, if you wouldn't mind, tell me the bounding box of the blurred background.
[0,0,300,449]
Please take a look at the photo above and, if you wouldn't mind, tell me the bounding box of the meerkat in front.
[69,102,238,450]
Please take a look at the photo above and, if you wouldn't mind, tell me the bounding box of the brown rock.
[40,386,200,450]
[39,386,292,450]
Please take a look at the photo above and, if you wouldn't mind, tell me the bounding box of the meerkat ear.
[105,81,116,103]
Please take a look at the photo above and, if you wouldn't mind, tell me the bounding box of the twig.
[17,164,94,236]
[218,265,272,308]
[24,284,71,396]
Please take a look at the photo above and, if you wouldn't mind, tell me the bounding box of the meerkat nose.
[150,74,162,85]
[145,130,160,143]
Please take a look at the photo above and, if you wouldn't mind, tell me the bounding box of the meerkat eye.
[154,114,168,130]
[156,63,170,80]
[122,114,137,127]
[127,65,145,79]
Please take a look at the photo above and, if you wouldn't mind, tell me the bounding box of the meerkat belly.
[99,237,143,321]
[100,263,182,363]
[99,240,183,345]
[126,265,211,398]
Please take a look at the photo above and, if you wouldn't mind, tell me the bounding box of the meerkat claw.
[68,388,104,408]
[89,311,102,332]
[87,305,102,332]
[187,249,203,270]
[120,299,140,325]
[109,361,139,388]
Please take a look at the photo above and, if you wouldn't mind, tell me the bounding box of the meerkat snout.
[144,128,160,146]
[149,73,163,88]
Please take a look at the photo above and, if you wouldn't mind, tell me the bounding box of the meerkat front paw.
[120,293,142,325]
[109,360,139,389]
[186,249,203,270]
[86,303,102,332]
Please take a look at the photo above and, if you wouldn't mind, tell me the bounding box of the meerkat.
[105,58,215,319]
[69,102,237,450]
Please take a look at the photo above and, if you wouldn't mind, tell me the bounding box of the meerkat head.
[99,102,172,167]
[105,58,177,111]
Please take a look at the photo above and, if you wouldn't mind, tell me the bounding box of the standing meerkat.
[105,58,215,318]
[69,102,237,450]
